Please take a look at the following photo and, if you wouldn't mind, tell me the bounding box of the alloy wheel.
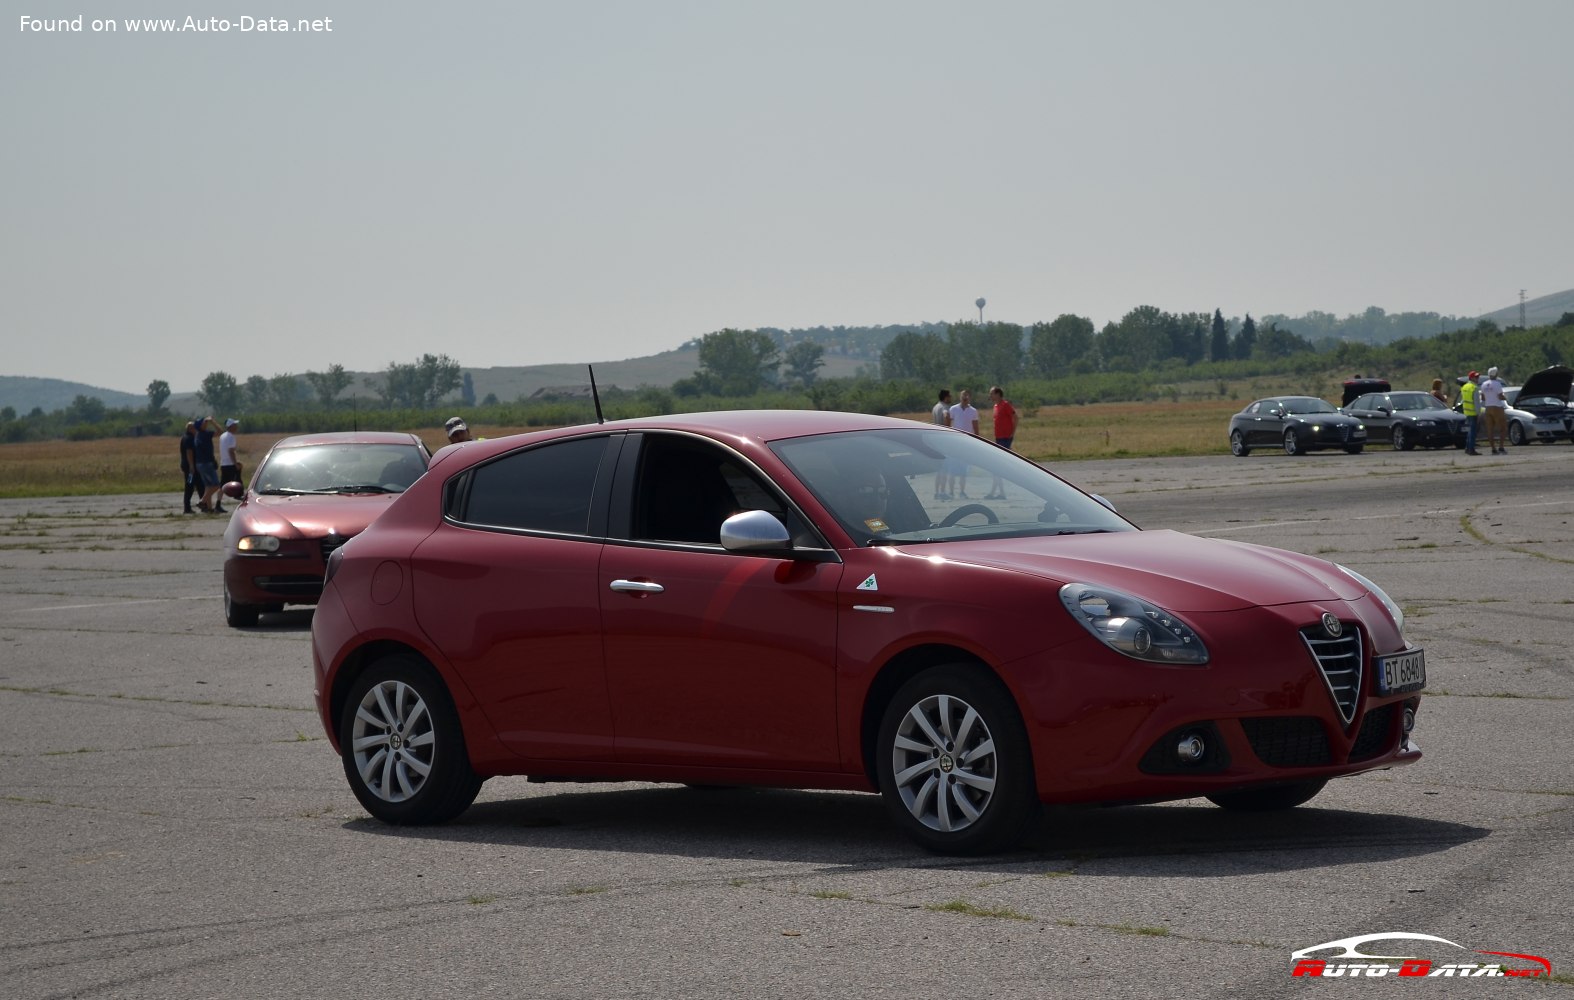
[351,678,437,804]
[890,693,999,834]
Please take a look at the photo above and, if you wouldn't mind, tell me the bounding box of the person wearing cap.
[193,417,224,512]
[444,416,472,443]
[1457,371,1481,455]
[1478,366,1509,455]
[218,418,243,489]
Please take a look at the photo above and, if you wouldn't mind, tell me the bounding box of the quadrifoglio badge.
[1292,932,1552,978]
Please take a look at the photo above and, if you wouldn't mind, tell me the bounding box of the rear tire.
[1229,430,1250,457]
[1207,779,1326,811]
[876,665,1039,855]
[340,655,482,825]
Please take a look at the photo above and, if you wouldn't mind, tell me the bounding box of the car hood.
[1286,412,1362,424]
[239,493,399,537]
[1517,365,1573,401]
[934,530,1364,613]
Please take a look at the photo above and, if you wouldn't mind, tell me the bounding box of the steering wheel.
[936,503,999,528]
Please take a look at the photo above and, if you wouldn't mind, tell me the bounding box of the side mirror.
[1376,406,1391,415]
[1091,493,1117,513]
[719,510,792,554]
[222,481,245,499]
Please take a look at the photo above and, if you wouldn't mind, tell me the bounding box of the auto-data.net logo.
[1292,932,1553,978]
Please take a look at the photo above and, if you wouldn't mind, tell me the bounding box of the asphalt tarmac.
[2,442,1571,998]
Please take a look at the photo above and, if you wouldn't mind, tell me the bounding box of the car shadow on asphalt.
[341,784,1488,873]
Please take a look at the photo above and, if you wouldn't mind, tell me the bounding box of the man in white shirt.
[930,389,953,499]
[947,389,981,498]
[218,418,242,486]
[1478,366,1509,455]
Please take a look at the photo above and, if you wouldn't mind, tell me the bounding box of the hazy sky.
[6,0,1572,393]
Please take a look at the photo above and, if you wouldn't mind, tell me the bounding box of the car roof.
[269,431,425,448]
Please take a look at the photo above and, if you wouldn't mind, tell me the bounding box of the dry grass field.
[0,399,1247,498]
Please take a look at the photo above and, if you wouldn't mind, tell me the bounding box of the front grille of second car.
[1300,623,1362,725]
[319,534,351,563]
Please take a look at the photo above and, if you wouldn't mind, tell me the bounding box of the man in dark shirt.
[179,421,199,513]
[193,417,225,513]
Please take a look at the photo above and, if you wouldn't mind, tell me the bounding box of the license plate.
[1376,648,1426,694]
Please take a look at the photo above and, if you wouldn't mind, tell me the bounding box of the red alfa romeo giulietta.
[311,410,1424,853]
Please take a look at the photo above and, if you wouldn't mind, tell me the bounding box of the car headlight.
[1059,583,1209,665]
[236,535,282,553]
[1336,564,1405,638]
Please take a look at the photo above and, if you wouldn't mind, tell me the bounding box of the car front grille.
[1240,716,1331,767]
[319,534,351,563]
[1301,622,1362,725]
[1349,703,1397,762]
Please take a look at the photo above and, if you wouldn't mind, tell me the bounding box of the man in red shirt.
[986,385,1018,500]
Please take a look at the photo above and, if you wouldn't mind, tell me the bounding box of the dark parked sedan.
[1342,391,1466,451]
[312,410,1423,854]
[1229,397,1368,456]
[221,431,430,626]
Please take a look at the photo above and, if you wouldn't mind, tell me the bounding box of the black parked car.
[1229,397,1368,456]
[1342,391,1466,451]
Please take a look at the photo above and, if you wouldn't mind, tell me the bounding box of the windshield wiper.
[258,487,321,495]
[327,484,396,494]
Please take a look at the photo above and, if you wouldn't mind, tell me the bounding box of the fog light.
[1402,707,1416,734]
[1176,733,1206,764]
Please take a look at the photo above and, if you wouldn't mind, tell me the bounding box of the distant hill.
[0,377,144,415]
[1481,288,1574,328]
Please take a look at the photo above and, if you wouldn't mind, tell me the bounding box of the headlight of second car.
[236,535,282,553]
[1059,583,1209,665]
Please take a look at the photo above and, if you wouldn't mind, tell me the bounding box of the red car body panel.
[311,412,1422,810]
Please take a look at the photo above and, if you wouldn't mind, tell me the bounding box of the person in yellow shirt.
[1456,372,1480,455]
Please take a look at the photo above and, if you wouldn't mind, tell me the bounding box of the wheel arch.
[858,643,1010,789]
[328,639,433,748]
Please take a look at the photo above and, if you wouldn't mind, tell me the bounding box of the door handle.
[609,579,664,594]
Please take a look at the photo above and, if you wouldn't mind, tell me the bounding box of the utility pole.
[1519,289,1528,329]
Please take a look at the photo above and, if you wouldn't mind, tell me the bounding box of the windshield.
[1393,394,1447,411]
[255,442,428,494]
[770,427,1134,546]
[1282,398,1337,415]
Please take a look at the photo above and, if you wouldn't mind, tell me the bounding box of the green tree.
[1253,322,1313,360]
[696,329,779,395]
[378,354,462,408]
[1099,306,1171,371]
[65,394,107,424]
[305,364,354,409]
[0,406,15,422]
[1026,315,1095,376]
[461,372,476,406]
[947,322,1023,383]
[269,373,304,409]
[880,331,950,383]
[1209,310,1230,362]
[198,372,243,416]
[782,341,825,387]
[244,375,271,410]
[1233,314,1258,360]
[145,379,171,415]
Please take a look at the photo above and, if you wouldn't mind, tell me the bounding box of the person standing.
[985,385,1017,500]
[193,416,224,513]
[1429,378,1449,405]
[947,389,980,498]
[218,418,243,486]
[1458,371,1480,455]
[929,390,952,499]
[179,421,199,514]
[444,416,473,443]
[1478,366,1509,455]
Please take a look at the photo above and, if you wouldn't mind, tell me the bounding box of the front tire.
[876,665,1038,855]
[1283,430,1302,456]
[1207,779,1326,811]
[1392,425,1411,451]
[1229,430,1250,457]
[1508,421,1526,446]
[1343,444,1364,454]
[340,655,482,825]
[223,583,259,627]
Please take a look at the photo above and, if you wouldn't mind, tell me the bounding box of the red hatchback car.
[222,431,430,627]
[311,411,1424,853]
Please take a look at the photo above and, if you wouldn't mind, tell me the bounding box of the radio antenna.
[588,365,605,424]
